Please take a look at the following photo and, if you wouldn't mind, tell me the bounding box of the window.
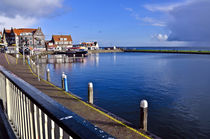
[60,38,63,41]
[64,38,67,40]
[49,43,53,46]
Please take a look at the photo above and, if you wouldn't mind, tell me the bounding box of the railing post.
[34,105,39,139]
[26,97,31,139]
[44,114,48,139]
[46,68,50,82]
[29,100,34,139]
[59,128,63,139]
[140,100,148,131]
[39,108,43,139]
[51,120,55,139]
[5,78,12,120]
[88,82,93,104]
[23,94,29,139]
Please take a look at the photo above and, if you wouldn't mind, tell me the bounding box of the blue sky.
[0,0,210,47]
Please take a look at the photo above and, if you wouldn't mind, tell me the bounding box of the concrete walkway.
[0,53,156,139]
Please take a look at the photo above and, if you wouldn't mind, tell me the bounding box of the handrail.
[0,66,114,139]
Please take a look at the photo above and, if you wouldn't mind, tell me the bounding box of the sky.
[0,0,210,47]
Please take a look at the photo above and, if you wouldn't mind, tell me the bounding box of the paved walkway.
[0,53,156,139]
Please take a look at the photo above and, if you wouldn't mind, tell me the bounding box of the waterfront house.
[2,29,11,46]
[46,35,73,51]
[3,27,45,53]
[0,32,4,47]
[81,42,99,50]
[73,41,99,50]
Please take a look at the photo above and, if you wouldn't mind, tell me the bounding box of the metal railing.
[0,66,114,139]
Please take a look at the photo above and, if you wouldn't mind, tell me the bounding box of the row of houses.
[0,27,99,53]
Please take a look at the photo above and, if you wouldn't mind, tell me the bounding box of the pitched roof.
[13,28,37,35]
[52,35,72,42]
[5,29,11,34]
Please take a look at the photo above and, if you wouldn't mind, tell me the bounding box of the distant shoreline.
[88,49,123,53]
[124,49,210,54]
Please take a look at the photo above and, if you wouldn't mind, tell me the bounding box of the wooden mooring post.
[33,62,36,73]
[64,74,68,92]
[61,72,65,89]
[46,68,50,82]
[37,65,40,81]
[140,100,148,131]
[36,55,39,64]
[88,82,93,104]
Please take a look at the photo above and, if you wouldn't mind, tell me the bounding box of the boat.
[66,47,88,56]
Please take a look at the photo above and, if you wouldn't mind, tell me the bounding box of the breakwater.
[124,49,210,54]
[88,49,124,53]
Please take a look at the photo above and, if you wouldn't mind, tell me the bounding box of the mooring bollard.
[61,72,65,89]
[64,74,68,92]
[27,56,30,65]
[23,53,25,65]
[63,55,65,63]
[65,55,68,63]
[33,62,36,73]
[88,82,93,104]
[46,68,50,82]
[36,55,39,64]
[37,65,40,81]
[140,100,148,131]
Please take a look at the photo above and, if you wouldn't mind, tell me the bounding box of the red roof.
[5,29,11,34]
[13,28,37,35]
[52,35,72,42]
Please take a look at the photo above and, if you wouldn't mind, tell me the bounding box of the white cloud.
[124,8,133,12]
[125,8,165,27]
[144,0,210,44]
[144,0,196,12]
[152,34,168,41]
[142,17,166,27]
[0,15,37,29]
[144,3,182,12]
[0,0,64,31]
[0,0,63,17]
[125,7,141,20]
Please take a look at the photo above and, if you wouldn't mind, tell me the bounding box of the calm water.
[42,52,210,138]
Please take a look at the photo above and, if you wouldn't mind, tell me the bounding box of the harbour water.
[41,52,210,138]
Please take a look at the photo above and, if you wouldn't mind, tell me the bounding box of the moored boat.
[66,47,88,55]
